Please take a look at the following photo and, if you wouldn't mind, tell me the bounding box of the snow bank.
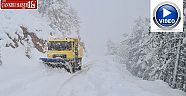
[0,49,185,96]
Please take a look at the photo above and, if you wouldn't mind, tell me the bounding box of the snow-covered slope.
[0,47,185,96]
[0,10,52,41]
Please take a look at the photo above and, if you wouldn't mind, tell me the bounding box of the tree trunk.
[172,38,181,88]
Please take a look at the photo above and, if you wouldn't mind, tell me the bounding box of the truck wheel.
[77,66,81,70]
[66,67,71,73]
[64,65,71,73]
[72,68,76,73]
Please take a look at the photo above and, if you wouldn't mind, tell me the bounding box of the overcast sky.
[69,0,150,56]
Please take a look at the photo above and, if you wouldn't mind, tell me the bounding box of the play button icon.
[163,8,171,18]
[153,3,181,28]
[151,0,183,32]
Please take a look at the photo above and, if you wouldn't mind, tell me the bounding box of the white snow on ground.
[0,47,185,96]
[0,10,52,41]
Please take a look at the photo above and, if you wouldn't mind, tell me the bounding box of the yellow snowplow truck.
[40,37,84,73]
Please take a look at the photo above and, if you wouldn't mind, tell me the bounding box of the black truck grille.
[53,54,67,58]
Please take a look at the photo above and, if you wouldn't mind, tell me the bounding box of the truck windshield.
[48,41,72,51]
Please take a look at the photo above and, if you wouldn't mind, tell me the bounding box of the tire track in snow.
[55,64,91,96]
[1,61,92,96]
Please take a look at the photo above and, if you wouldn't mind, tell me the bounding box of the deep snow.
[0,2,185,96]
[0,47,185,96]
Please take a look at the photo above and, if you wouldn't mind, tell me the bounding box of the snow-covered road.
[0,48,185,96]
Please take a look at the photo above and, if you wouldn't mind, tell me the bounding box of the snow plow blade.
[40,58,66,63]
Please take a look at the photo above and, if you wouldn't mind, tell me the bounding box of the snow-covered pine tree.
[113,17,186,92]
[38,0,80,37]
[160,33,186,91]
[106,40,118,55]
[122,17,158,79]
[184,0,186,16]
